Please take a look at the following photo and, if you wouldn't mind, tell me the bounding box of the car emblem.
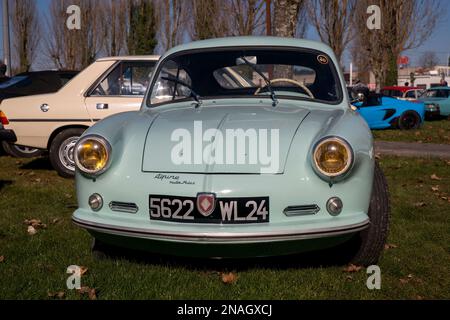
[196,193,216,217]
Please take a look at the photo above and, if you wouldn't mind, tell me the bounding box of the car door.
[356,96,391,129]
[84,61,155,121]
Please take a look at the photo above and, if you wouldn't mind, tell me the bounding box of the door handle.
[40,104,49,112]
[96,103,109,110]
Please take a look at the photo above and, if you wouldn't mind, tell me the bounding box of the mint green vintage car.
[72,37,390,266]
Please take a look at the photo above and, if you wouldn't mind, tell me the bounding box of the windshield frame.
[145,46,344,108]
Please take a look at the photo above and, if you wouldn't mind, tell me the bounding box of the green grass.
[0,155,449,300]
[373,119,450,144]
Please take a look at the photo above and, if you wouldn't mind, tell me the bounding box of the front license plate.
[149,195,269,224]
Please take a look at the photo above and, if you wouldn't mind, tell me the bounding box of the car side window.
[91,62,155,96]
[405,91,415,98]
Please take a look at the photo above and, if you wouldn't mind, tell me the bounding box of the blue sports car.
[349,89,425,130]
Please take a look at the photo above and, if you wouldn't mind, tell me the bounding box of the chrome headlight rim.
[74,134,112,177]
[312,136,354,180]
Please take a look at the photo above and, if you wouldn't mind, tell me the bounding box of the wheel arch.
[47,125,90,150]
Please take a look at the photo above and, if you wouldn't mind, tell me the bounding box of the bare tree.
[228,0,266,36]
[155,0,187,51]
[307,0,356,65]
[10,0,41,72]
[353,0,442,89]
[46,0,105,70]
[190,0,230,40]
[101,0,128,56]
[418,51,439,69]
[272,0,307,78]
[272,0,307,38]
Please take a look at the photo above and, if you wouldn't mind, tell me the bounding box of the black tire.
[49,128,85,178]
[349,162,390,266]
[1,141,43,158]
[398,111,421,130]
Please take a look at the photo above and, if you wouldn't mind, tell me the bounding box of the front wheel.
[1,141,43,158]
[398,111,421,130]
[49,128,85,178]
[349,162,390,266]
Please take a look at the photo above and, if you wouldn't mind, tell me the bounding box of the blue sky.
[1,0,449,70]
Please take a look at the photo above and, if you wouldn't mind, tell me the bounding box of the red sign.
[398,56,410,66]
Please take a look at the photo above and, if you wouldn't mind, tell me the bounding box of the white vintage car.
[0,56,159,177]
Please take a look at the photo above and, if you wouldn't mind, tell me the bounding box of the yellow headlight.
[313,138,353,177]
[75,136,111,175]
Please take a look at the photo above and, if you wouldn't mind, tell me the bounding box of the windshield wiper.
[161,76,202,107]
[240,56,278,107]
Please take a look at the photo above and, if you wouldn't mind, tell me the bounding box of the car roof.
[382,86,420,91]
[15,70,79,76]
[96,55,160,62]
[162,36,337,60]
[427,86,450,90]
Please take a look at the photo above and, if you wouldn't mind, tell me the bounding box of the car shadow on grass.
[0,180,13,192]
[97,243,356,271]
[19,157,53,171]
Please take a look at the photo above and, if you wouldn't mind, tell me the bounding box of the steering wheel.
[254,78,315,99]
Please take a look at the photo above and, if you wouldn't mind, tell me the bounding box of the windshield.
[0,76,28,89]
[421,89,450,98]
[147,48,342,106]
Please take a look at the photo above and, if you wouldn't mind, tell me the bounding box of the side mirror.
[351,92,365,104]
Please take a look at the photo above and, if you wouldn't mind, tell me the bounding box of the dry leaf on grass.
[27,226,37,235]
[0,256,5,263]
[399,274,414,285]
[384,243,398,250]
[24,219,47,229]
[221,272,238,284]
[77,286,97,300]
[431,186,440,192]
[430,174,442,181]
[343,264,362,273]
[79,266,88,276]
[51,218,62,225]
[413,202,426,208]
[48,291,65,299]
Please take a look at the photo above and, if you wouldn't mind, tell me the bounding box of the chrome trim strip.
[72,216,369,244]
[283,205,320,216]
[109,201,139,214]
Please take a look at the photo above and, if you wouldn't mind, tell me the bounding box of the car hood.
[142,104,310,174]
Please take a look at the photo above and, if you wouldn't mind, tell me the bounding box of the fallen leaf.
[24,219,47,229]
[34,178,41,183]
[375,153,381,160]
[413,202,426,208]
[221,272,238,284]
[415,295,424,300]
[77,286,97,300]
[431,186,440,192]
[343,264,362,273]
[48,291,65,299]
[346,275,353,281]
[0,256,5,263]
[384,243,398,250]
[430,174,442,181]
[441,196,448,201]
[27,226,37,235]
[79,266,88,276]
[51,218,61,225]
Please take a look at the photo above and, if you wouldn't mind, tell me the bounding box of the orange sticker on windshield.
[317,55,329,64]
